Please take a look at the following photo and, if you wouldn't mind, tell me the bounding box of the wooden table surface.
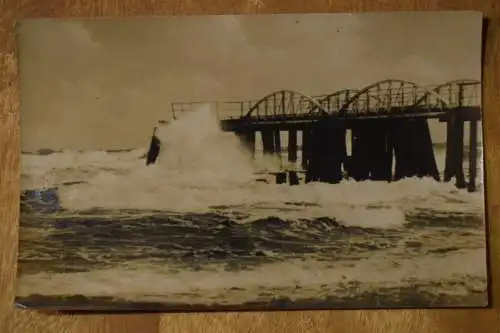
[1,1,500,332]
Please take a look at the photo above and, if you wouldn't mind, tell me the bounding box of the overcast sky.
[18,11,482,151]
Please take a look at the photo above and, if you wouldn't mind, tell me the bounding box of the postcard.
[15,11,488,311]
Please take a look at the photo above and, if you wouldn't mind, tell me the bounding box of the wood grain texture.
[1,1,499,332]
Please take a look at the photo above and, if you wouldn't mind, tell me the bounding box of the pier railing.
[169,79,481,120]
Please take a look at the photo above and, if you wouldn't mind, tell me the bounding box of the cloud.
[18,13,482,150]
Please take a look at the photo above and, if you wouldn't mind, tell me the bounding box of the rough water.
[16,107,489,311]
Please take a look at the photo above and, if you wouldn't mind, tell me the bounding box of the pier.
[155,79,482,192]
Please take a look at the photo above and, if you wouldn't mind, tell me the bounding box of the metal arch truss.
[334,78,481,115]
[244,90,329,118]
[309,89,383,115]
[412,79,481,108]
[338,79,451,115]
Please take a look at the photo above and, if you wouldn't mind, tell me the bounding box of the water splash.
[16,248,487,304]
[21,104,485,230]
[153,105,259,185]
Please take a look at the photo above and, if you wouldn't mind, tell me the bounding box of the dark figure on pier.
[146,127,161,166]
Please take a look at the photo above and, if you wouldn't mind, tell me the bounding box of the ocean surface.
[16,108,489,311]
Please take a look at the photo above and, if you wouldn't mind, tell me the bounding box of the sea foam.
[22,105,485,229]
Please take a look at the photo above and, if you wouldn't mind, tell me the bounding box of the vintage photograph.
[16,11,488,311]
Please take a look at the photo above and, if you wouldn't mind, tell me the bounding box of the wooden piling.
[236,130,256,158]
[444,114,456,182]
[397,119,423,180]
[413,119,440,181]
[455,120,467,188]
[302,127,312,170]
[349,122,371,181]
[308,120,345,184]
[391,118,439,181]
[347,120,393,182]
[468,120,478,192]
[348,124,362,180]
[383,122,394,181]
[444,113,466,188]
[275,172,287,184]
[288,129,298,163]
[261,130,275,155]
[454,118,467,188]
[274,130,282,158]
[368,120,393,181]
[288,171,300,185]
[305,125,319,182]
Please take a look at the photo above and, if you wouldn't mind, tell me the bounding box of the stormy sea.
[16,107,489,311]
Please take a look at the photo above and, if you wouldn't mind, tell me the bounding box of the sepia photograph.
[15,11,488,311]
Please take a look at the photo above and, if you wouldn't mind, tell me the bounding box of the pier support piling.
[444,116,455,182]
[236,130,256,158]
[468,120,478,192]
[302,127,312,170]
[288,171,300,185]
[275,172,287,184]
[413,119,440,181]
[455,118,466,188]
[391,119,439,181]
[307,120,346,184]
[274,130,282,160]
[349,120,392,181]
[369,120,393,181]
[348,123,369,181]
[261,130,276,155]
[444,114,466,188]
[288,129,298,163]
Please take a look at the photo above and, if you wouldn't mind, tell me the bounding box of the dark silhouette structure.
[146,127,161,165]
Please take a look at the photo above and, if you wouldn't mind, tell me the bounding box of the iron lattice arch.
[310,89,383,115]
[337,79,453,115]
[244,90,329,118]
[412,79,481,108]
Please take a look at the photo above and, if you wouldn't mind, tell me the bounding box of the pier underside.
[233,115,479,192]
